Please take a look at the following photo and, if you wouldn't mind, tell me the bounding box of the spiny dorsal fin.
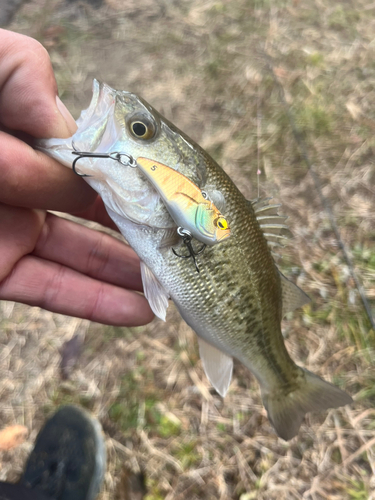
[140,261,170,321]
[251,197,281,216]
[198,338,233,397]
[249,198,292,249]
[256,214,288,225]
[279,271,310,316]
[251,199,310,313]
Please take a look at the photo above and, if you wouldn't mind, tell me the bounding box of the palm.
[0,198,153,326]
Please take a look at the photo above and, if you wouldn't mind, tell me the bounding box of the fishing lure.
[72,151,231,253]
[135,157,230,246]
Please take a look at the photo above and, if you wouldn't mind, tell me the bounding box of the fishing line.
[264,53,375,331]
[257,86,262,199]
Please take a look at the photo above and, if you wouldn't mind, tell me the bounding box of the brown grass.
[1,0,375,499]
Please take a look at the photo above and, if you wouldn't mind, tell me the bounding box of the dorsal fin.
[251,197,281,216]
[251,199,310,313]
[279,271,311,316]
[249,198,292,249]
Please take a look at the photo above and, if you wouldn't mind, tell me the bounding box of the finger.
[0,29,76,138]
[0,204,45,282]
[72,196,119,231]
[0,255,154,326]
[34,213,143,292]
[0,132,97,212]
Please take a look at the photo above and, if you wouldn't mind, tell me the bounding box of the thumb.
[0,29,77,139]
[56,95,77,137]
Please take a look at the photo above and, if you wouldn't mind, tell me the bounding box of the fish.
[39,80,352,440]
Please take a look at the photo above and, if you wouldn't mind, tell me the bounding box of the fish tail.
[262,368,352,441]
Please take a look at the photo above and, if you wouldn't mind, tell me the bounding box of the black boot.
[20,405,106,500]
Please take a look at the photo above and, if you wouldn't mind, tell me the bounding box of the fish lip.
[76,79,101,133]
[72,79,118,153]
[36,80,121,175]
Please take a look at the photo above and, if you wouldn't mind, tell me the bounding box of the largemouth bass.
[40,80,352,440]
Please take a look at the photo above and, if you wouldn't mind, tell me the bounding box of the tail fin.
[262,369,352,441]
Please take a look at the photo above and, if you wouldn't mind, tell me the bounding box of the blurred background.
[1,0,375,499]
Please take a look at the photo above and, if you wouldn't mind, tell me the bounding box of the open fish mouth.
[75,79,103,134]
[73,80,119,153]
[37,80,119,168]
[38,80,171,228]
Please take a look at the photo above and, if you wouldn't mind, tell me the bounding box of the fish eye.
[132,122,147,136]
[128,114,156,140]
[215,217,229,230]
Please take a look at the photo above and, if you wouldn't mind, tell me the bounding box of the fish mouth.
[36,80,119,168]
[72,79,118,153]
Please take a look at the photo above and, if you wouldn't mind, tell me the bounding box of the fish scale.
[39,80,352,440]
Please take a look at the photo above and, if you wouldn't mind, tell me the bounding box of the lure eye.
[216,217,229,230]
[128,113,156,140]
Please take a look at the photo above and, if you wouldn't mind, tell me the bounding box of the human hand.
[0,29,154,326]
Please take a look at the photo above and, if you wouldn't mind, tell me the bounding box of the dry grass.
[1,0,375,498]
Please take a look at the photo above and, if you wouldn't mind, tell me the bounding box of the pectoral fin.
[140,262,170,321]
[204,189,227,213]
[158,228,180,249]
[279,271,310,316]
[198,338,233,397]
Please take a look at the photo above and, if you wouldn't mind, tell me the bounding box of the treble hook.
[172,227,206,273]
[71,149,137,176]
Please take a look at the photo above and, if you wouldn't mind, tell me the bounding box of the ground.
[1,0,375,499]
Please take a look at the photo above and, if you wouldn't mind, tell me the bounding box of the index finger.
[0,130,97,212]
[0,29,76,139]
[0,30,98,212]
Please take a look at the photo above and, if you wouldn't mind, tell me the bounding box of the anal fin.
[140,261,169,321]
[198,338,233,397]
